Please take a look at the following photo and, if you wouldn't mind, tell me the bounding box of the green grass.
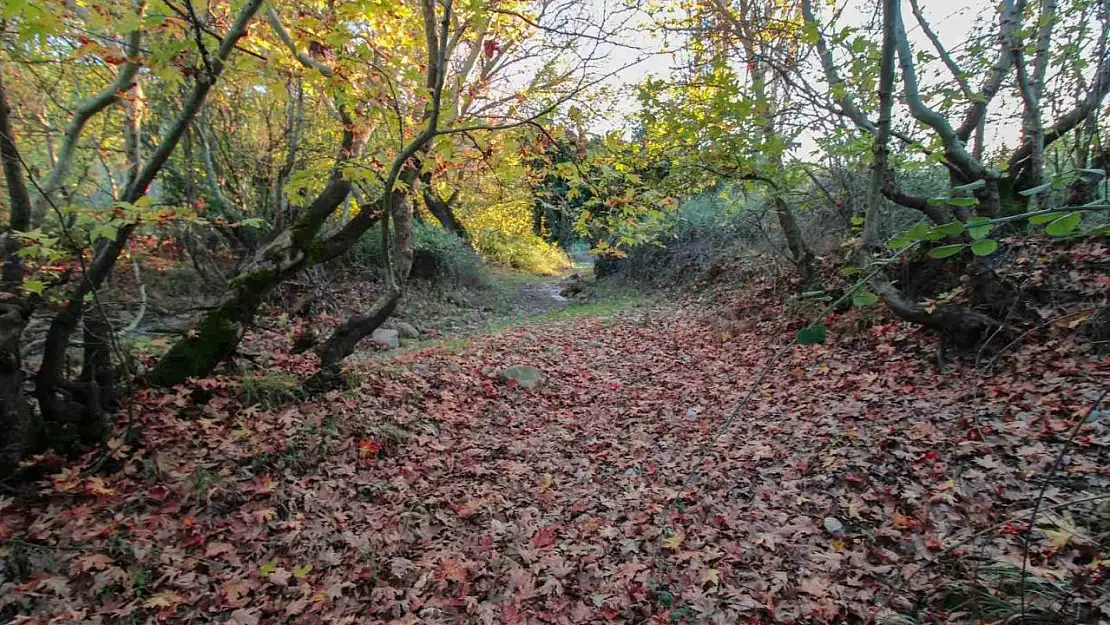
[539,294,651,321]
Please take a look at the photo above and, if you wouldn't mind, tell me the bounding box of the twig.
[1019,387,1109,617]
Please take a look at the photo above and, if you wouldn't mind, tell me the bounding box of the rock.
[371,328,400,349]
[823,517,845,537]
[522,332,537,341]
[498,365,543,389]
[393,321,420,339]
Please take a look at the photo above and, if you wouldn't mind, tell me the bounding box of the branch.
[956,1,1018,142]
[892,4,991,182]
[1008,0,1047,193]
[30,0,147,222]
[800,0,875,133]
[907,0,972,98]
[0,75,31,235]
[1009,19,1110,177]
[859,0,898,252]
[264,5,333,77]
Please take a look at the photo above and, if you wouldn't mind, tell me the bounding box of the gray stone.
[823,517,845,537]
[371,328,400,349]
[499,365,543,388]
[393,321,420,339]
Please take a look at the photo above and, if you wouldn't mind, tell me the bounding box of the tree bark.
[148,165,353,386]
[1065,147,1109,206]
[773,197,814,283]
[0,73,36,468]
[421,171,467,239]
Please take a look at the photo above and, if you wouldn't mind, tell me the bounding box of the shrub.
[470,229,571,275]
[347,221,488,288]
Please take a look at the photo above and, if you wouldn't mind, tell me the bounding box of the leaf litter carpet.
[3,305,1108,624]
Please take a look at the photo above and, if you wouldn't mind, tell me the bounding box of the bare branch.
[907,0,972,98]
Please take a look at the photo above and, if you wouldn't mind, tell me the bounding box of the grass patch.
[238,372,304,409]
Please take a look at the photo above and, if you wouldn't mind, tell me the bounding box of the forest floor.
[3,250,1110,624]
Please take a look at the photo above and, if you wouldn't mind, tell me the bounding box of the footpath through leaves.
[2,299,1109,624]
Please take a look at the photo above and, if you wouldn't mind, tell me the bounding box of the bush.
[347,221,488,288]
[616,190,764,283]
[470,228,571,275]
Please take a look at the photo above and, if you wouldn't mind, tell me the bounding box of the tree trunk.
[1065,147,1108,206]
[773,197,814,283]
[0,72,38,468]
[314,172,416,368]
[0,304,33,468]
[421,171,467,239]
[148,170,353,386]
[315,288,400,367]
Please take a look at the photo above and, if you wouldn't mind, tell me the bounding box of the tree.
[0,0,264,462]
[799,0,1110,340]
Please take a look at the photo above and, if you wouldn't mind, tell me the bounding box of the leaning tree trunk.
[148,167,354,386]
[420,171,467,239]
[315,170,417,368]
[313,0,451,369]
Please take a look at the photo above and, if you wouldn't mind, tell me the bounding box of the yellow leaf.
[144,591,183,609]
[259,558,278,576]
[1043,529,1072,549]
[663,530,684,550]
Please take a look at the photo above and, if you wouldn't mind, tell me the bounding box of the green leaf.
[965,217,992,240]
[293,564,313,579]
[928,243,967,259]
[23,279,45,295]
[839,266,861,276]
[259,559,278,576]
[1075,168,1107,178]
[933,222,965,236]
[968,224,993,240]
[970,239,998,256]
[849,216,865,226]
[796,324,828,346]
[1029,212,1060,225]
[852,291,879,307]
[1045,212,1081,237]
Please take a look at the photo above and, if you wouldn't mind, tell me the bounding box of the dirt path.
[508,276,570,317]
[8,304,1107,624]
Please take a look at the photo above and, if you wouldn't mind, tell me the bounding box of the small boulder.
[371,328,400,350]
[823,517,845,538]
[393,321,420,339]
[499,365,543,389]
